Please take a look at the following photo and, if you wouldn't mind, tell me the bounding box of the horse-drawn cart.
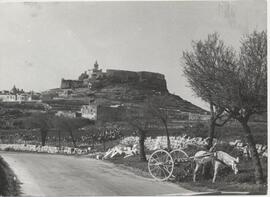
[148,147,239,183]
[148,148,191,181]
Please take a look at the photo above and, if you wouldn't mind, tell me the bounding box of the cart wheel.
[170,149,192,180]
[148,149,174,181]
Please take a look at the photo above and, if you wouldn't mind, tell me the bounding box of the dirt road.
[1,152,192,196]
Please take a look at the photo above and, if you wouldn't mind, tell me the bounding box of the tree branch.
[214,114,232,127]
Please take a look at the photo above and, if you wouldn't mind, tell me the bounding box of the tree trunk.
[208,102,215,149]
[241,121,264,184]
[139,131,146,161]
[40,129,47,146]
[103,141,106,151]
[92,138,95,149]
[69,129,77,148]
[58,130,61,148]
[208,121,215,150]
[164,122,171,151]
[203,120,215,179]
[204,103,216,179]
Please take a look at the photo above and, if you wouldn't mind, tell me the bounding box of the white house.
[81,104,97,120]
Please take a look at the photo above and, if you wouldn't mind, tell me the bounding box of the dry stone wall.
[0,135,267,159]
[120,136,268,158]
[0,144,89,155]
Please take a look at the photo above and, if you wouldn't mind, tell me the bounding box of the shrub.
[0,157,21,196]
[4,147,15,152]
[233,173,255,183]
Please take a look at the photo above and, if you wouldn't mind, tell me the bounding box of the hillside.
[41,68,208,117]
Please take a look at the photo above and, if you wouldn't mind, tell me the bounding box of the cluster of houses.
[56,102,210,123]
[55,104,99,120]
[0,85,40,102]
[55,105,97,120]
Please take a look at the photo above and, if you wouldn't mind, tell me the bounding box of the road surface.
[1,152,192,196]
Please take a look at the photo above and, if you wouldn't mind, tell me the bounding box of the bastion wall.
[60,69,167,90]
[60,79,85,89]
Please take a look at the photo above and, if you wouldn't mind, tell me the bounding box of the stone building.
[166,108,210,121]
[80,104,97,120]
[89,61,105,80]
[55,111,77,118]
[0,93,15,101]
[60,79,84,89]
[80,102,126,122]
[0,86,33,102]
[58,89,72,97]
[188,113,210,121]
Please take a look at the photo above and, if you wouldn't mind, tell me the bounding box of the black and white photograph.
[0,0,267,196]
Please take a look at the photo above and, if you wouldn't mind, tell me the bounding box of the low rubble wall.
[0,144,89,155]
[0,135,267,159]
[120,136,268,158]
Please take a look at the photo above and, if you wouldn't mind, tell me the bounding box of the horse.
[193,150,239,183]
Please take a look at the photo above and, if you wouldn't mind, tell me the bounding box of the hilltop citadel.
[60,61,167,92]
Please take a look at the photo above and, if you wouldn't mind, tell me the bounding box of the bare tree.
[53,116,90,148]
[125,106,153,161]
[23,112,53,146]
[183,33,235,148]
[182,31,267,184]
[146,95,171,150]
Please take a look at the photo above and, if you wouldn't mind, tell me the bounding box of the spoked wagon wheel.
[170,149,192,180]
[148,149,174,181]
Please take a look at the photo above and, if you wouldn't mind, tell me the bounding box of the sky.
[0,0,267,110]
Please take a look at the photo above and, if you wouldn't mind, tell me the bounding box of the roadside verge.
[0,156,21,196]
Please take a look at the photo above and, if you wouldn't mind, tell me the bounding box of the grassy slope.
[0,156,21,196]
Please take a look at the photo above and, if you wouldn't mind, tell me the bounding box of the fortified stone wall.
[106,69,165,82]
[60,68,167,91]
[105,69,167,91]
[60,79,85,89]
[137,71,164,81]
[106,69,139,82]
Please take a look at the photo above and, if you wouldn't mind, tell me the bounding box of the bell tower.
[94,60,99,71]
[90,60,103,80]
